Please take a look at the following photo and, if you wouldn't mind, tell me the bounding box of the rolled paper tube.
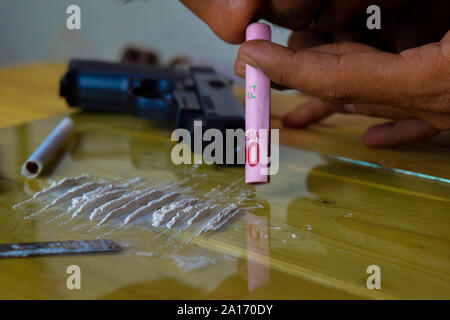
[21,117,74,179]
[245,22,271,184]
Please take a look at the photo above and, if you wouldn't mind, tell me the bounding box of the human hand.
[235,31,450,147]
[180,0,449,147]
[233,1,450,147]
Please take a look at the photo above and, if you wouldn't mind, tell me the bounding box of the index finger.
[236,35,450,110]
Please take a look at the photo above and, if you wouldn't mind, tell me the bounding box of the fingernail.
[234,58,245,77]
[238,50,259,70]
[363,123,394,148]
[344,104,357,114]
[282,108,308,128]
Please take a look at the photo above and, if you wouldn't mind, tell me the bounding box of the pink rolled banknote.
[245,23,271,184]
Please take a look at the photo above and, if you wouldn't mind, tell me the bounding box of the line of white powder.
[166,202,203,229]
[16,176,247,237]
[195,204,240,235]
[25,182,100,219]
[67,184,117,211]
[187,204,218,227]
[89,189,145,220]
[69,189,127,220]
[93,189,166,228]
[13,174,89,209]
[152,198,200,227]
[122,192,181,227]
[80,180,169,221]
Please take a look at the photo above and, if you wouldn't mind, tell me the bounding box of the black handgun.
[59,59,245,158]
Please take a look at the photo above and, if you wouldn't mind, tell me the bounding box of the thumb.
[236,40,411,106]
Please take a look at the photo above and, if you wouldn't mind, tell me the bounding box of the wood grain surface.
[0,62,448,299]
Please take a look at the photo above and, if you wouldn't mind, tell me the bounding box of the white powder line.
[163,205,219,252]
[92,188,167,229]
[24,182,100,219]
[166,202,204,229]
[136,202,208,253]
[186,204,219,228]
[66,184,117,212]
[167,202,219,231]
[152,198,200,227]
[46,208,72,224]
[48,187,118,224]
[201,185,246,212]
[197,209,241,235]
[195,204,240,236]
[88,180,170,221]
[118,177,143,188]
[158,204,220,252]
[121,192,181,227]
[89,189,147,221]
[202,181,242,204]
[47,184,118,224]
[68,189,127,221]
[67,195,88,212]
[15,175,247,241]
[208,180,244,200]
[165,206,220,252]
[12,174,89,209]
[221,178,245,194]
[208,207,242,233]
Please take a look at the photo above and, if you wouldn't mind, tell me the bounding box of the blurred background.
[0,0,290,70]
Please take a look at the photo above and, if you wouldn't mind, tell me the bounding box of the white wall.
[0,0,290,69]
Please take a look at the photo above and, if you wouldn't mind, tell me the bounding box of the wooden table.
[0,62,449,299]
